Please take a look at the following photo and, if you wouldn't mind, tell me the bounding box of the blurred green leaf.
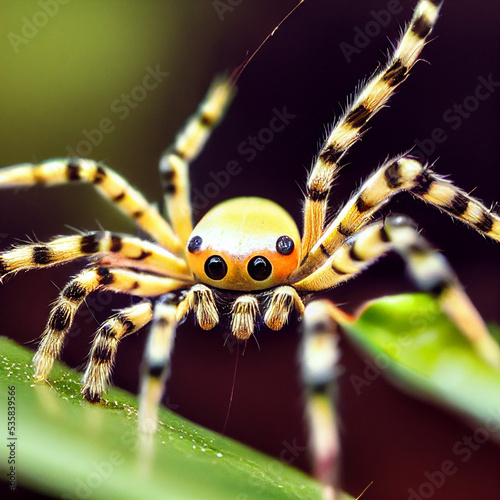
[343,293,500,439]
[0,336,355,499]
[4,293,495,499]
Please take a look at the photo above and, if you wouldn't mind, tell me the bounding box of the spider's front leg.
[301,300,343,500]
[138,297,178,433]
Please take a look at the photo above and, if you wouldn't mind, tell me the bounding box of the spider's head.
[186,197,301,291]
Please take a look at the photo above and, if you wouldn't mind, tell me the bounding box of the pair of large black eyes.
[204,255,272,281]
[189,234,294,282]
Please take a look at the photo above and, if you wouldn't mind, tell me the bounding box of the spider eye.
[204,255,227,280]
[187,236,203,253]
[247,256,272,281]
[276,235,294,255]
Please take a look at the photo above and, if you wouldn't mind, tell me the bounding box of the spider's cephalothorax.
[185,197,301,291]
[1,1,499,498]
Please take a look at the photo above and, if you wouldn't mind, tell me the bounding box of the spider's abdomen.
[186,197,301,291]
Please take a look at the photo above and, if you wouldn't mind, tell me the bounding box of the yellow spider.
[0,1,499,498]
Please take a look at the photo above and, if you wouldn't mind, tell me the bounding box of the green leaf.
[342,293,500,439]
[0,336,355,500]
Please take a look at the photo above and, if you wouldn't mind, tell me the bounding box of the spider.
[0,0,499,498]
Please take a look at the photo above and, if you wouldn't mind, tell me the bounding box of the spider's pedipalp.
[0,231,192,280]
[33,265,187,381]
[176,283,220,330]
[230,294,260,340]
[263,285,304,331]
[82,301,154,403]
[160,77,235,244]
[0,159,182,254]
[301,0,443,259]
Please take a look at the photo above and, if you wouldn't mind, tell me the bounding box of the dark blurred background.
[0,1,499,499]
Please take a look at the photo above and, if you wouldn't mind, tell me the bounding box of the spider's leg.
[301,0,442,258]
[385,216,500,367]
[0,159,181,253]
[296,156,500,278]
[294,217,500,367]
[301,300,341,500]
[82,301,154,403]
[160,78,234,243]
[138,297,177,433]
[263,285,305,331]
[33,265,186,380]
[0,231,192,281]
[294,221,388,292]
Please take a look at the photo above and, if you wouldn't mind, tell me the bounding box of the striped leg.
[82,301,154,402]
[301,0,443,258]
[0,158,182,254]
[160,78,234,243]
[384,216,500,367]
[296,156,500,278]
[138,298,177,433]
[301,300,341,500]
[33,265,186,380]
[294,216,500,367]
[0,231,192,281]
[294,221,388,293]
